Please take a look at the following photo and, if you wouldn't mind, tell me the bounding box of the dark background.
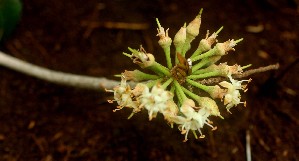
[0,0,298,160]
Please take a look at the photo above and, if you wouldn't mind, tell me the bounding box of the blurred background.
[0,0,298,160]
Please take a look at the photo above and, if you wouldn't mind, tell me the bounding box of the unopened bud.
[123,70,160,82]
[197,97,222,118]
[186,11,202,40]
[215,63,243,77]
[173,24,186,51]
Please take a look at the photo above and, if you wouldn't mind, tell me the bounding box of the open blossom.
[171,99,217,142]
[219,76,251,112]
[107,76,137,111]
[156,19,172,48]
[140,84,174,120]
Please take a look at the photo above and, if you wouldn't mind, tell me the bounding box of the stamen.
[107,100,114,103]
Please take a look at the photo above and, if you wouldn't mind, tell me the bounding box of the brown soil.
[0,0,298,160]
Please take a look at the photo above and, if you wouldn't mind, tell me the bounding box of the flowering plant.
[107,9,254,142]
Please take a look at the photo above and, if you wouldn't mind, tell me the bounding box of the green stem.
[174,80,187,101]
[123,52,132,58]
[181,39,191,57]
[188,71,221,79]
[163,46,172,69]
[191,56,221,73]
[170,84,175,93]
[191,48,216,62]
[241,64,252,70]
[148,62,171,77]
[181,86,201,101]
[235,38,243,44]
[191,66,214,75]
[186,78,212,93]
[161,78,173,89]
[192,130,198,139]
[131,70,161,81]
[190,47,206,59]
[175,87,183,106]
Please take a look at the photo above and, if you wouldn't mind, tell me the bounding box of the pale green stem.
[127,113,135,119]
[191,67,214,75]
[123,52,132,58]
[191,58,211,72]
[241,64,252,70]
[186,78,212,93]
[235,38,243,44]
[131,70,161,81]
[191,48,216,62]
[175,87,183,106]
[174,80,187,102]
[163,47,172,69]
[192,130,198,139]
[181,86,201,101]
[170,85,175,93]
[148,62,171,77]
[191,56,221,73]
[190,46,206,59]
[181,40,191,57]
[188,71,221,79]
[161,78,173,89]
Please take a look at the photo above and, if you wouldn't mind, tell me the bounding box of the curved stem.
[0,51,122,90]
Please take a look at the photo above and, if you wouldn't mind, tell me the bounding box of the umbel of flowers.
[107,9,251,142]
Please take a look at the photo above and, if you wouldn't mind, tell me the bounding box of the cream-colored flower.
[219,76,250,112]
[140,84,174,120]
[172,99,217,142]
[110,76,139,112]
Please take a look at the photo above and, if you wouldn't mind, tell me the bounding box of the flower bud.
[214,39,239,56]
[123,69,160,82]
[217,63,243,77]
[197,97,222,118]
[186,13,201,40]
[173,24,186,51]
[198,30,218,51]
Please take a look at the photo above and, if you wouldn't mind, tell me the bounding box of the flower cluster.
[107,9,251,141]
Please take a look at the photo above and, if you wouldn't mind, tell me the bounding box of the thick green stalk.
[181,86,201,101]
[191,48,217,62]
[186,78,212,93]
[188,71,221,79]
[163,46,172,69]
[161,78,173,89]
[174,80,187,102]
[148,62,171,77]
[191,56,221,73]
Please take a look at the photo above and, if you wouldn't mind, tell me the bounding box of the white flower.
[140,84,174,120]
[219,76,251,112]
[172,99,217,142]
[108,76,139,113]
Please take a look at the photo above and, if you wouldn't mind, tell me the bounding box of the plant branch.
[198,63,279,85]
[0,51,121,91]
